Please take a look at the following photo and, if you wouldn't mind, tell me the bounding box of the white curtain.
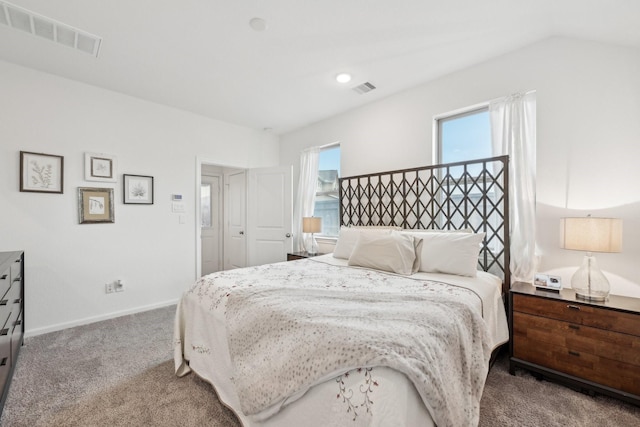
[489,91,537,284]
[293,147,320,252]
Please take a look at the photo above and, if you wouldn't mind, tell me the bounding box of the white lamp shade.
[302,217,322,233]
[560,217,622,253]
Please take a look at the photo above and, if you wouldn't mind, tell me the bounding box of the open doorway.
[195,159,294,278]
[196,159,247,278]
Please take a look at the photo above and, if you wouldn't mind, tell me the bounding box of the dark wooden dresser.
[509,282,640,405]
[0,251,24,415]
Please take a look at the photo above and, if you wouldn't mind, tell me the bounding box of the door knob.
[285,233,292,238]
[239,231,244,235]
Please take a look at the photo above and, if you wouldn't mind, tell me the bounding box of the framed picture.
[78,187,115,224]
[20,151,64,193]
[123,174,154,204]
[84,152,117,182]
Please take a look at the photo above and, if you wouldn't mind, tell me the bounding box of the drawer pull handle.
[0,329,8,336]
[14,320,21,326]
[567,304,581,311]
[569,324,580,330]
[14,260,20,263]
[568,350,580,357]
[0,275,6,280]
[0,357,6,366]
[13,299,20,304]
[0,300,7,306]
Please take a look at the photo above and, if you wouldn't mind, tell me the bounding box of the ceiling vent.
[0,1,102,57]
[352,82,376,95]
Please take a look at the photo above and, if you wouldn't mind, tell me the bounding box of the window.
[437,107,491,175]
[435,106,497,235]
[200,183,212,228]
[313,145,340,237]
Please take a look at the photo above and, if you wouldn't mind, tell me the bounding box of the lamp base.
[304,233,318,255]
[571,254,610,302]
[574,291,607,302]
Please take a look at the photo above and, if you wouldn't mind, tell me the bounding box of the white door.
[224,169,247,270]
[200,174,221,276]
[247,166,293,266]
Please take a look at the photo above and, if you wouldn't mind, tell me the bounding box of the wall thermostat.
[172,194,183,201]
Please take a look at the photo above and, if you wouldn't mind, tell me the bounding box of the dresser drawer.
[9,257,21,284]
[0,282,22,338]
[10,310,22,365]
[0,270,10,302]
[512,293,640,336]
[0,336,10,394]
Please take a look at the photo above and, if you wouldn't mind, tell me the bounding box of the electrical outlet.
[105,282,115,294]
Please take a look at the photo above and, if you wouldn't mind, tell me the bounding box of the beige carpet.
[1,305,638,426]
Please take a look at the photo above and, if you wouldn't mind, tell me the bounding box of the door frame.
[195,156,245,278]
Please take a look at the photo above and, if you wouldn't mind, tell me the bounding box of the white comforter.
[174,255,509,427]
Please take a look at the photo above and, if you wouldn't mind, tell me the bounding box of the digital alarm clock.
[534,273,562,292]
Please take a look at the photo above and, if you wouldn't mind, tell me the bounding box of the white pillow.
[401,227,472,233]
[347,232,422,275]
[333,227,392,259]
[401,230,485,277]
[350,225,403,230]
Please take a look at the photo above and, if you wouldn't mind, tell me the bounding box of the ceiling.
[1,1,639,135]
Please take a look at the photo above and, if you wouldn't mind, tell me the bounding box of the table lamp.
[302,216,322,255]
[560,216,622,301]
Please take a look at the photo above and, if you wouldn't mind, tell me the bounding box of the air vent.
[352,82,376,95]
[0,1,102,57]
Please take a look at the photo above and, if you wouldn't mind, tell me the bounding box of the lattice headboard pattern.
[339,155,510,291]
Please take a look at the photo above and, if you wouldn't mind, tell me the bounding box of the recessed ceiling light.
[336,73,352,84]
[249,17,267,32]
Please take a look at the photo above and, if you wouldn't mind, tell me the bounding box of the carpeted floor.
[1,305,638,426]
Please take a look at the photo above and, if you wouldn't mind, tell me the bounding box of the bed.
[174,155,510,427]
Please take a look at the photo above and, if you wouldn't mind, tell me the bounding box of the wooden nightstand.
[509,282,640,406]
[286,251,323,261]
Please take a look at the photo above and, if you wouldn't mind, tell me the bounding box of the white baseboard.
[24,299,180,338]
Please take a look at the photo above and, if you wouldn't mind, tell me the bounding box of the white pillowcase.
[401,230,485,277]
[333,227,392,259]
[347,232,422,275]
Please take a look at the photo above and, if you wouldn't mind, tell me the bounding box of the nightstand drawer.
[512,293,640,336]
[513,311,640,366]
[513,312,640,395]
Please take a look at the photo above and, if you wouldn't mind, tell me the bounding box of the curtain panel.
[292,147,320,252]
[490,91,537,283]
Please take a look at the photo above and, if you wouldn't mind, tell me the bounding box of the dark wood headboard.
[339,155,510,295]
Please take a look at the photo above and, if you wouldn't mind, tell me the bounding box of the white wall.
[0,60,279,335]
[280,37,640,298]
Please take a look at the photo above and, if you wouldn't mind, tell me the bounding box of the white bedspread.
[174,255,509,427]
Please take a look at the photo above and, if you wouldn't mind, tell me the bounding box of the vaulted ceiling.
[1,1,638,134]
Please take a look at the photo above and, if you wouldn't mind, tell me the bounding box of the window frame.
[314,143,340,239]
[433,102,490,166]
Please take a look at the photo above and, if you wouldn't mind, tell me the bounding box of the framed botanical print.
[20,151,64,193]
[84,152,117,182]
[78,187,115,224]
[123,174,154,204]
